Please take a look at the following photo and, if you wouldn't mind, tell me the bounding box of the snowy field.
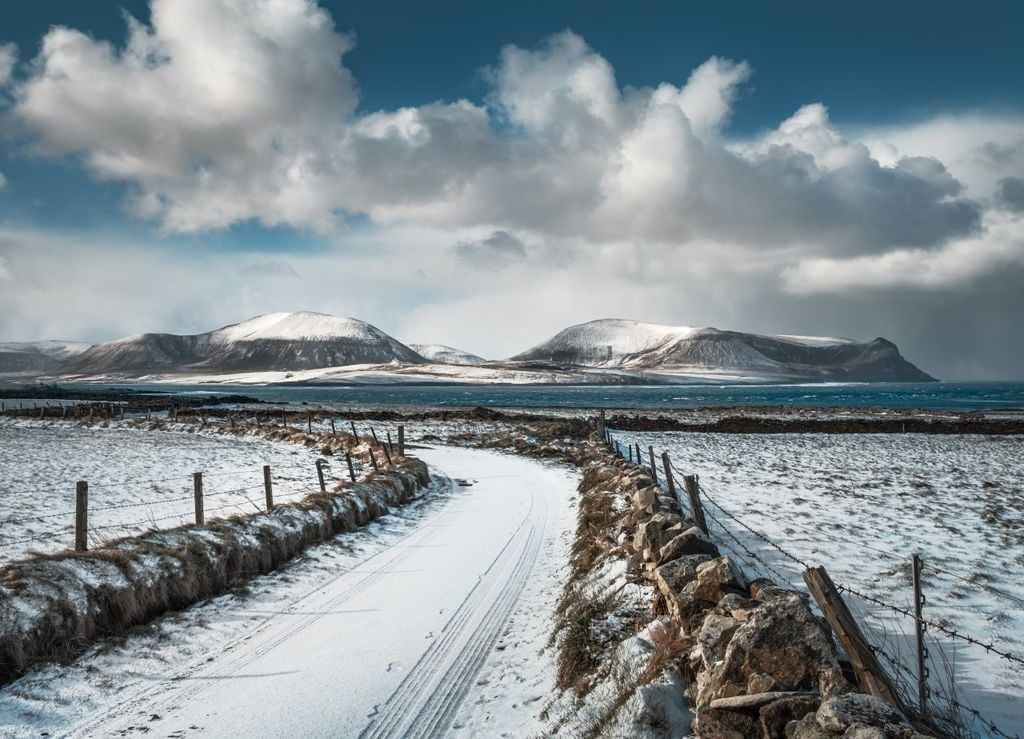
[0,419,359,561]
[612,429,1024,735]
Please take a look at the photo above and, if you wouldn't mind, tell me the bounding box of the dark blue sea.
[78,381,1024,412]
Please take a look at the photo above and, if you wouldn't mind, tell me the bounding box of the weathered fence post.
[615,441,622,459]
[350,420,358,439]
[193,472,205,525]
[345,453,356,482]
[307,412,313,434]
[75,481,88,552]
[330,418,337,435]
[635,442,642,465]
[397,425,405,456]
[263,465,274,511]
[662,452,676,503]
[803,566,907,713]
[255,412,261,428]
[369,448,379,472]
[382,443,393,466]
[628,445,634,463]
[912,553,929,718]
[682,475,709,535]
[648,445,658,483]
[315,459,327,493]
[371,427,380,446]
[598,409,606,436]
[386,430,394,454]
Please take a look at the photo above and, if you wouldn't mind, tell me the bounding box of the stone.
[816,694,907,734]
[635,511,686,555]
[658,526,720,564]
[683,556,743,603]
[653,554,714,595]
[708,691,815,710]
[788,712,831,739]
[699,613,741,667]
[695,706,757,739]
[842,726,887,739]
[602,669,694,739]
[747,672,777,694]
[696,593,843,708]
[633,486,658,512]
[759,695,820,739]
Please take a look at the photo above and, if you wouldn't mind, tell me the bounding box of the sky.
[0,0,1023,379]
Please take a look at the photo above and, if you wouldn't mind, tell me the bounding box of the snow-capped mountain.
[0,340,93,373]
[510,319,935,382]
[65,312,425,376]
[407,344,487,366]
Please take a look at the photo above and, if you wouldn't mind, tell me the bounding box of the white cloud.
[5,3,987,257]
[0,170,7,190]
[782,212,1024,293]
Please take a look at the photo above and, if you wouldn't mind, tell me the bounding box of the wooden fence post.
[598,409,606,436]
[368,448,379,472]
[635,442,642,467]
[75,481,88,552]
[682,474,709,535]
[307,412,313,434]
[316,459,327,493]
[382,443,393,466]
[193,472,205,525]
[350,420,358,439]
[330,418,337,435]
[397,425,405,456]
[386,430,394,454]
[648,445,658,483]
[662,452,677,503]
[803,566,906,713]
[346,453,356,482]
[628,445,634,463]
[371,427,380,446]
[912,553,928,718]
[263,465,274,511]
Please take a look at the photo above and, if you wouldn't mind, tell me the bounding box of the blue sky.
[0,0,1023,378]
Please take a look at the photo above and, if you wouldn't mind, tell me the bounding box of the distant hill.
[65,312,424,376]
[510,319,935,383]
[407,344,487,366]
[0,341,92,374]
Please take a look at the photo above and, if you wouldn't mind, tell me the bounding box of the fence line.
[605,426,1022,739]
[0,419,408,558]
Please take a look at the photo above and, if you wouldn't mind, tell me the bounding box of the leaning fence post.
[371,427,380,446]
[350,420,358,439]
[662,452,676,502]
[648,445,658,483]
[386,430,394,454]
[382,443,393,466]
[263,465,274,511]
[912,553,929,718]
[193,472,205,525]
[397,425,405,456]
[368,448,379,472]
[803,566,906,713]
[683,474,709,535]
[75,481,88,551]
[316,459,327,493]
[345,453,356,482]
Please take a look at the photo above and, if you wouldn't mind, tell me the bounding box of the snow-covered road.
[0,446,576,738]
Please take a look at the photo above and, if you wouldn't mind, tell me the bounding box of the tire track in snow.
[359,474,549,739]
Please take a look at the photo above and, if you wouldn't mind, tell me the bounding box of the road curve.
[69,446,571,738]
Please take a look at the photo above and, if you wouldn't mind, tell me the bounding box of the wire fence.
[608,429,1023,739]
[0,417,408,560]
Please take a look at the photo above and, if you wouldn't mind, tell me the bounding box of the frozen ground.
[0,445,577,738]
[0,419,358,561]
[613,429,1024,735]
